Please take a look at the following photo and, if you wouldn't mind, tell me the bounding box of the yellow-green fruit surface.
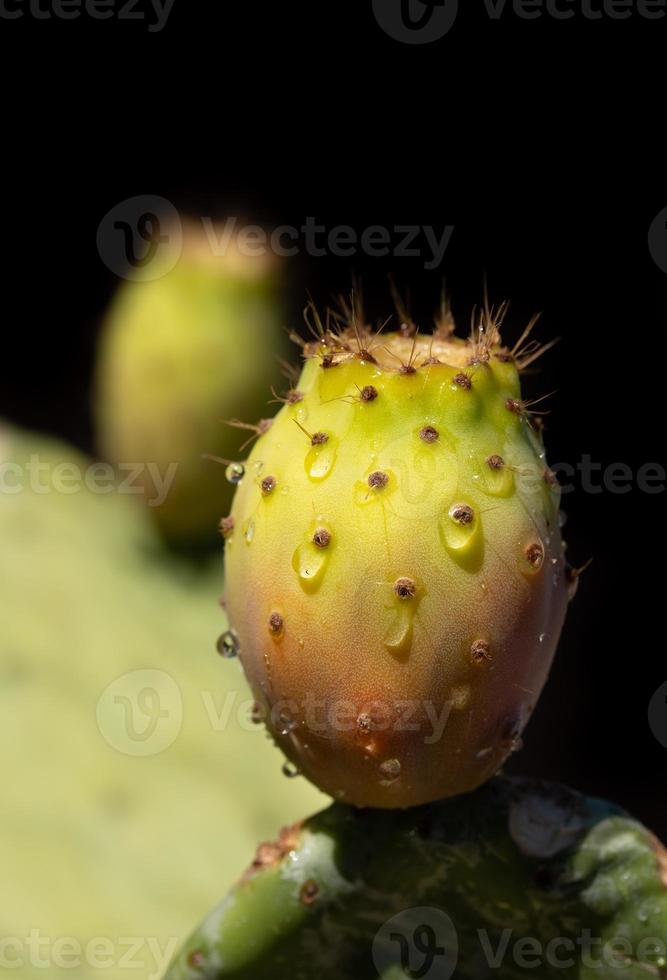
[224,327,569,808]
[95,234,285,547]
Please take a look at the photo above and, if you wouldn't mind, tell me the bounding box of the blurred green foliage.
[0,427,323,980]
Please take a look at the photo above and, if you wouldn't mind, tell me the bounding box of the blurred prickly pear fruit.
[95,221,286,548]
[223,300,569,808]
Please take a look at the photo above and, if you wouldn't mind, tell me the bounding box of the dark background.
[1,2,665,833]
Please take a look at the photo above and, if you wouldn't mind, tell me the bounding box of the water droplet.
[509,735,524,753]
[280,485,290,495]
[305,438,337,481]
[292,536,330,592]
[538,632,546,644]
[502,720,524,754]
[384,615,413,657]
[252,460,264,475]
[558,510,567,528]
[379,758,401,785]
[439,501,484,572]
[244,518,255,544]
[282,761,301,778]
[216,630,239,658]
[476,454,515,497]
[476,747,493,760]
[277,711,297,736]
[225,462,245,484]
[384,579,423,658]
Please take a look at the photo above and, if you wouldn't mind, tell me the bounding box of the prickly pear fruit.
[166,777,667,980]
[95,222,286,548]
[223,303,569,807]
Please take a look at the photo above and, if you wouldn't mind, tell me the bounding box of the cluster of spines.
[284,293,556,375]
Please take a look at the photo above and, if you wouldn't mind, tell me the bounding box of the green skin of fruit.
[95,238,286,548]
[166,776,667,980]
[224,325,569,807]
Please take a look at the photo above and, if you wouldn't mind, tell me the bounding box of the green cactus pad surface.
[167,777,667,980]
[0,425,323,980]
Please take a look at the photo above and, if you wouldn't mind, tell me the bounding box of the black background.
[1,1,665,833]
